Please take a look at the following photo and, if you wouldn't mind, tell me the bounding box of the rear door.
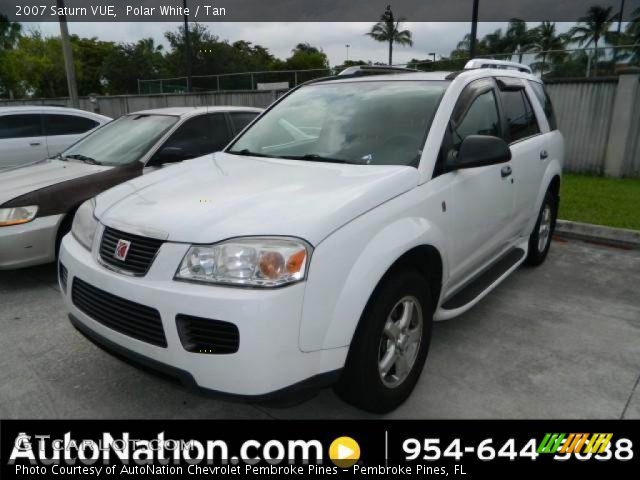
[495,77,545,237]
[43,113,100,158]
[0,113,47,169]
[438,78,516,285]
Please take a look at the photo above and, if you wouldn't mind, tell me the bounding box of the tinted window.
[230,112,258,134]
[453,89,501,149]
[530,81,557,130]
[44,114,99,136]
[229,81,448,167]
[0,114,43,139]
[160,113,230,159]
[501,90,540,142]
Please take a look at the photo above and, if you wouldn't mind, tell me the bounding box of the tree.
[284,43,329,70]
[624,7,640,64]
[0,14,23,98]
[568,6,617,76]
[505,19,535,63]
[530,22,567,76]
[102,38,165,94]
[366,5,413,65]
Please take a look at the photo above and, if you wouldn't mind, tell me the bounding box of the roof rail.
[337,65,419,77]
[464,59,532,74]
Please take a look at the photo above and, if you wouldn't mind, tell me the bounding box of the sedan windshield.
[228,80,448,167]
[61,114,178,166]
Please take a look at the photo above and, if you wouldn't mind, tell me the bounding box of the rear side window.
[44,114,99,136]
[500,90,540,143]
[229,112,258,134]
[529,81,557,131]
[0,114,43,139]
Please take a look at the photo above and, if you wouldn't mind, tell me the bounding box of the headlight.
[0,206,38,226]
[72,198,98,250]
[175,237,312,288]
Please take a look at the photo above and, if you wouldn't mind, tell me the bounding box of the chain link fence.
[139,46,640,94]
[138,68,333,94]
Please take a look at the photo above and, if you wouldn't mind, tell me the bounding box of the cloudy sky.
[30,21,566,66]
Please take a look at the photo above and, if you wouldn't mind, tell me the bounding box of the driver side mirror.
[155,146,188,165]
[446,135,511,171]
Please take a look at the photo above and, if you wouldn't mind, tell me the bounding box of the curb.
[555,220,640,249]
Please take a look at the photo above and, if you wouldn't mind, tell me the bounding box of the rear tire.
[525,189,558,266]
[334,269,433,413]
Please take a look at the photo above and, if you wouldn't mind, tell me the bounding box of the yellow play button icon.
[329,436,360,468]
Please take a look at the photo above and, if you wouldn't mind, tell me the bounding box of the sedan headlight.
[0,206,38,226]
[175,237,312,288]
[72,198,98,250]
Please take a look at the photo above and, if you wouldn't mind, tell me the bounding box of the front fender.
[299,195,448,352]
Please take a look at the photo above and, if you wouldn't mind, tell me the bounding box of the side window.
[229,112,258,134]
[500,90,540,143]
[208,113,232,151]
[434,84,501,177]
[0,114,43,139]
[529,81,557,131]
[152,114,230,164]
[452,89,501,150]
[44,114,98,136]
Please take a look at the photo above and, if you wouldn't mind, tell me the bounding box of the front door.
[438,78,516,287]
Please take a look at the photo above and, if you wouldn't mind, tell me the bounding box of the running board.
[441,247,526,311]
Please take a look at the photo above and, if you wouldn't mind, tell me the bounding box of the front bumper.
[0,214,64,269]
[59,231,347,396]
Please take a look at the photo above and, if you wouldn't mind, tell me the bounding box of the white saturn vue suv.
[60,60,564,413]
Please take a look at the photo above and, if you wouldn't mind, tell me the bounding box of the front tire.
[525,189,558,266]
[334,269,433,413]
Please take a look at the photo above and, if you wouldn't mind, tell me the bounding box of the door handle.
[540,150,548,160]
[29,142,41,146]
[501,165,512,178]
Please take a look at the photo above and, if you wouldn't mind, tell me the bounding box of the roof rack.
[337,65,420,77]
[464,59,532,74]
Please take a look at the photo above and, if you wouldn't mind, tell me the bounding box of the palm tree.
[625,7,640,64]
[530,22,567,76]
[366,5,413,65]
[505,19,535,63]
[568,6,617,76]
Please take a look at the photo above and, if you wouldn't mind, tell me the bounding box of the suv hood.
[0,159,111,206]
[95,152,418,245]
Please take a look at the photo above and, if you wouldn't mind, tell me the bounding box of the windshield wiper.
[227,149,274,158]
[64,154,102,165]
[280,154,352,164]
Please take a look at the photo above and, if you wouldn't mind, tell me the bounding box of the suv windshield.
[228,80,448,167]
[61,114,178,166]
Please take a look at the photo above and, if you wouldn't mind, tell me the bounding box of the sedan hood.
[0,159,110,206]
[95,153,418,245]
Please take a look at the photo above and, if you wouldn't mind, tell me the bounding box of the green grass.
[558,174,640,231]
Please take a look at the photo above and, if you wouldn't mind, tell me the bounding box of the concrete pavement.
[1,238,638,419]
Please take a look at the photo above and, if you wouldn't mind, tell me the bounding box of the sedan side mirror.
[447,135,511,171]
[157,146,187,164]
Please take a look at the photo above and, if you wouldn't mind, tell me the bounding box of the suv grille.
[176,314,240,354]
[99,227,163,276]
[72,278,167,347]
